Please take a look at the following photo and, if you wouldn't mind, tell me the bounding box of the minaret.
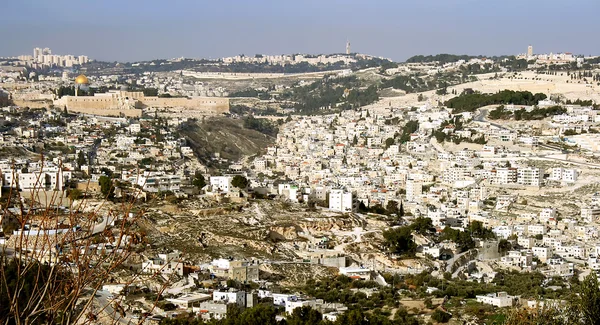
[346,40,351,55]
[527,45,533,58]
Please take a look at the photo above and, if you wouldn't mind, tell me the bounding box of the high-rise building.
[33,48,41,60]
[527,45,533,57]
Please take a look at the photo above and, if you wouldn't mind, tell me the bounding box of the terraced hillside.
[178,116,275,168]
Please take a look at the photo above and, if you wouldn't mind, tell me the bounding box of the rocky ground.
[178,116,276,169]
[122,198,418,286]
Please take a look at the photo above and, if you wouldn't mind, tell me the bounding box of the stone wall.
[12,100,51,109]
[67,107,142,117]
[140,97,229,113]
[53,92,229,117]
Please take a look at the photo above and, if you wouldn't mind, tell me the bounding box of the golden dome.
[75,74,89,85]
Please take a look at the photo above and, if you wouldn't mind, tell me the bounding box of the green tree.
[382,226,416,256]
[77,151,87,168]
[498,239,512,255]
[142,88,159,96]
[576,273,600,325]
[431,309,452,323]
[68,188,83,201]
[386,200,399,215]
[99,175,114,198]
[231,175,249,189]
[286,306,323,325]
[192,171,206,190]
[411,217,434,235]
[469,220,495,239]
[385,137,394,148]
[237,303,279,325]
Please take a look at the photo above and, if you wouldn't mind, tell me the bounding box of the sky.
[2,0,599,62]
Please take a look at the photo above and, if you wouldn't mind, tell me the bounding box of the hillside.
[178,116,275,168]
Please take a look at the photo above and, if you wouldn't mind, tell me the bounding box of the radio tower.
[346,40,351,55]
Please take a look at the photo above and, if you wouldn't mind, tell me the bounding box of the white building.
[167,293,211,309]
[532,246,552,262]
[339,267,371,280]
[212,290,246,307]
[501,250,533,269]
[492,168,517,185]
[406,179,422,202]
[582,207,600,223]
[329,189,353,212]
[476,292,515,307]
[549,168,578,183]
[210,176,233,193]
[285,300,316,315]
[141,251,183,276]
[517,167,542,187]
[539,208,557,223]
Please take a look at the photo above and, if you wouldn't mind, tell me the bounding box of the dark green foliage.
[383,226,416,256]
[440,226,475,252]
[68,188,84,200]
[489,105,567,120]
[446,90,547,113]
[99,175,114,198]
[192,171,206,190]
[433,130,447,143]
[229,89,271,100]
[229,105,283,117]
[381,75,429,93]
[231,175,249,189]
[358,202,387,215]
[469,221,496,239]
[236,304,280,325]
[498,239,512,255]
[0,258,64,324]
[243,116,279,136]
[411,217,435,235]
[286,306,324,325]
[431,309,452,323]
[488,105,512,120]
[143,88,159,96]
[500,57,529,71]
[281,76,379,115]
[385,137,394,148]
[77,151,87,167]
[399,120,419,143]
[573,273,600,325]
[386,200,399,216]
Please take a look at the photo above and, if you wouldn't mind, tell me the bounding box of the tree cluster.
[243,116,279,137]
[446,90,547,113]
[488,105,567,120]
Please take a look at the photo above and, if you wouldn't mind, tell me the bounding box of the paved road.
[95,290,131,325]
[474,107,512,131]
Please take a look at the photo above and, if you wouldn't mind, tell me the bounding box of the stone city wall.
[66,107,142,117]
[140,97,229,113]
[12,100,51,109]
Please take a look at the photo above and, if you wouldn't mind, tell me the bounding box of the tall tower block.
[527,45,533,57]
[346,40,351,55]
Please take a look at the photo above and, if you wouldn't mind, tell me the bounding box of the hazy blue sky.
[2,0,599,62]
